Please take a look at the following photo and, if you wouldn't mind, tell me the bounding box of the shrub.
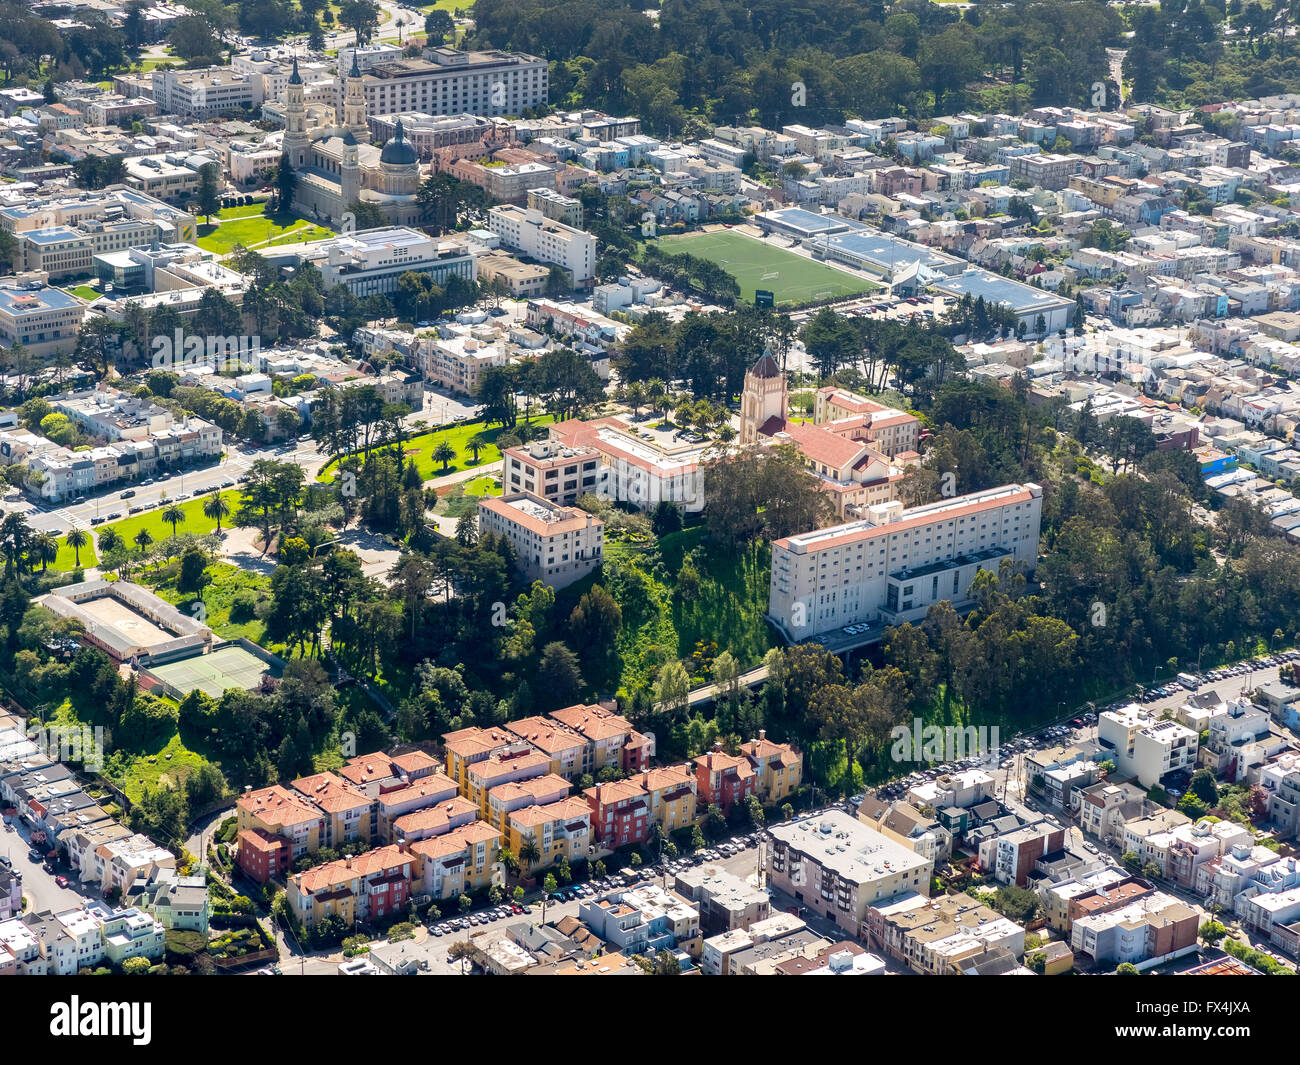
[230,589,259,622]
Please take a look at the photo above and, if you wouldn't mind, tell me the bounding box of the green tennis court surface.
[147,644,280,697]
[656,230,877,306]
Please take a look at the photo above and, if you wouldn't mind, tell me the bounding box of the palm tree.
[32,532,58,573]
[66,528,88,567]
[432,440,456,472]
[518,836,541,876]
[97,528,123,556]
[203,492,231,533]
[625,380,647,420]
[162,504,186,538]
[466,432,491,463]
[133,528,154,558]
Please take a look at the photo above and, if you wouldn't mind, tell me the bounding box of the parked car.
[54,875,69,888]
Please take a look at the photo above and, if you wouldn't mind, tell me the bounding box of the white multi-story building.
[360,47,547,119]
[294,226,476,297]
[152,66,260,117]
[1098,704,1198,788]
[487,204,595,288]
[477,492,604,589]
[767,483,1043,641]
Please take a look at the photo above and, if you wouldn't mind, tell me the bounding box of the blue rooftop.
[0,285,84,313]
[761,207,857,236]
[931,268,1074,312]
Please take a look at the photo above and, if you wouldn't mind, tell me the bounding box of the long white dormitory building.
[768,483,1043,640]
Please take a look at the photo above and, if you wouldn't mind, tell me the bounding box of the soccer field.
[655,230,877,306]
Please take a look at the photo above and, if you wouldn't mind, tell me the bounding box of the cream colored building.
[477,492,604,589]
[768,483,1043,640]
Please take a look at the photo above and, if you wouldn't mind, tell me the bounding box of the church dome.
[380,120,417,165]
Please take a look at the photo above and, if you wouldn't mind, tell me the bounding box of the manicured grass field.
[65,285,100,301]
[94,490,240,551]
[196,210,335,254]
[52,534,97,571]
[654,230,877,306]
[319,417,554,483]
[460,475,502,496]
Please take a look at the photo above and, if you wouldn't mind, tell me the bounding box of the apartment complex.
[487,204,596,288]
[768,811,932,940]
[768,483,1044,640]
[1097,704,1198,788]
[477,491,605,589]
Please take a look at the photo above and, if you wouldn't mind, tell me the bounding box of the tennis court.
[655,230,877,306]
[146,644,281,698]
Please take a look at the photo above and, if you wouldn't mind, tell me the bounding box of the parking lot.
[421,832,768,963]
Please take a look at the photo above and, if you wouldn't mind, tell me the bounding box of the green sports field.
[655,230,877,306]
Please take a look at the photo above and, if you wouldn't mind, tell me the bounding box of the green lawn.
[215,203,270,220]
[319,417,554,483]
[654,230,877,306]
[461,475,502,496]
[196,210,335,254]
[95,490,240,552]
[65,285,100,301]
[51,533,98,571]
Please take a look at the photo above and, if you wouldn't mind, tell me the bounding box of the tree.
[1199,919,1228,946]
[162,504,186,538]
[177,546,211,597]
[195,162,220,223]
[337,0,379,44]
[432,440,456,472]
[203,492,231,532]
[424,8,453,42]
[536,642,584,710]
[466,432,491,462]
[518,836,541,874]
[31,532,57,573]
[541,872,558,923]
[1115,962,1141,975]
[66,528,88,567]
[447,939,472,974]
[275,151,298,210]
[133,528,154,559]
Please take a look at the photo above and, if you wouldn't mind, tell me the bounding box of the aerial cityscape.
[0,0,1292,1018]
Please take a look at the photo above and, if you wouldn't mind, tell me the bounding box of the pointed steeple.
[350,52,361,79]
[288,56,302,85]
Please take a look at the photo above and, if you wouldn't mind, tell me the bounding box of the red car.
[55,875,69,888]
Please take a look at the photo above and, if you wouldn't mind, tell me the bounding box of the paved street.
[0,819,89,915]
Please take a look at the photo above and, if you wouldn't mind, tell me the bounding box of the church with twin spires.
[282,56,423,229]
[738,347,923,518]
